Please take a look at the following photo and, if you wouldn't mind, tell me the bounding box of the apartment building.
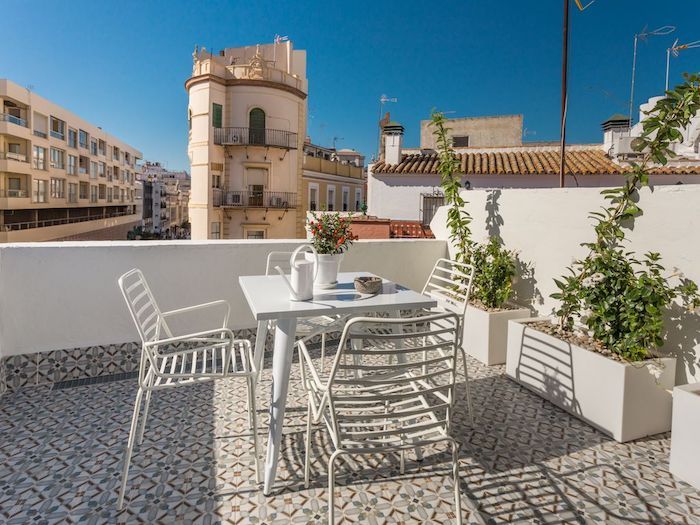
[186,41,308,240]
[302,142,365,213]
[0,79,141,242]
[139,161,190,237]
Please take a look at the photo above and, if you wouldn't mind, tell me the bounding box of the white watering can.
[276,245,318,301]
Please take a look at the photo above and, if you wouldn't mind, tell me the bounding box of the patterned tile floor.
[1,349,699,525]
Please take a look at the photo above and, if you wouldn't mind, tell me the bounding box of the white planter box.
[505,317,676,443]
[463,304,531,366]
[670,382,700,489]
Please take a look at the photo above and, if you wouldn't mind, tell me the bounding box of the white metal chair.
[421,258,476,424]
[116,268,261,509]
[253,251,347,375]
[298,312,464,524]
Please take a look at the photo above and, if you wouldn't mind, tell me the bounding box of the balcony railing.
[50,131,65,140]
[0,189,28,198]
[33,130,48,139]
[0,210,135,232]
[213,189,297,209]
[0,112,27,127]
[213,127,297,149]
[0,151,28,162]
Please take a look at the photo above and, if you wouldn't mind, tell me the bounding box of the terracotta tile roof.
[372,148,700,176]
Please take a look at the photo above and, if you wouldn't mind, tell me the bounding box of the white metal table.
[238,271,437,494]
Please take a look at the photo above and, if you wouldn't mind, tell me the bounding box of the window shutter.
[212,104,222,128]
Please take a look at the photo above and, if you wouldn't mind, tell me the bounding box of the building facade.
[138,161,190,238]
[0,79,141,242]
[302,142,365,213]
[417,114,523,151]
[186,42,308,240]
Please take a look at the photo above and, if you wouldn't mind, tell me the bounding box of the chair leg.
[319,333,326,374]
[460,347,474,425]
[328,450,344,525]
[118,386,145,510]
[137,375,154,445]
[450,439,463,525]
[247,375,262,484]
[304,401,313,488]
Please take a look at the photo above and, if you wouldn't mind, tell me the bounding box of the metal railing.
[213,189,297,208]
[0,151,28,162]
[50,131,65,140]
[0,210,135,232]
[33,130,48,139]
[213,127,298,149]
[0,189,28,198]
[0,113,27,127]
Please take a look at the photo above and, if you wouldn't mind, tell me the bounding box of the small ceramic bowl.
[354,276,382,295]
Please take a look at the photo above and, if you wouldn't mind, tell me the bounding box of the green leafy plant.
[307,212,355,255]
[552,74,700,362]
[470,237,517,309]
[431,110,517,310]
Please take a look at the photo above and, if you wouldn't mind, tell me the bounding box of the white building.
[186,42,307,240]
[138,161,190,238]
[368,98,700,224]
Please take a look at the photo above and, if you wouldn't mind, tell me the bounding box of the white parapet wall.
[0,239,447,357]
[431,184,700,384]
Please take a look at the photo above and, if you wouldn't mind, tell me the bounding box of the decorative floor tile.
[0,353,699,524]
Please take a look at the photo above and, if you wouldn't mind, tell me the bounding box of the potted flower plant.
[505,74,700,442]
[307,212,355,288]
[431,112,530,365]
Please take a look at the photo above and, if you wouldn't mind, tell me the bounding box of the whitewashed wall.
[431,185,700,384]
[0,239,447,357]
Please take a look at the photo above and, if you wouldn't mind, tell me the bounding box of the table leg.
[253,320,268,381]
[263,317,297,495]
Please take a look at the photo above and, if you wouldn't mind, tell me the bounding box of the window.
[98,184,106,200]
[212,103,223,128]
[79,129,89,149]
[211,222,221,239]
[98,140,106,156]
[98,162,106,178]
[67,155,77,175]
[212,174,221,188]
[90,185,98,203]
[327,185,336,211]
[8,177,21,197]
[32,146,47,170]
[68,128,77,148]
[90,161,97,179]
[421,193,445,226]
[50,178,65,199]
[125,152,131,165]
[90,139,97,156]
[32,179,48,203]
[248,184,264,206]
[188,109,192,131]
[355,188,362,211]
[113,146,120,160]
[342,187,349,212]
[50,117,65,140]
[50,148,65,169]
[452,135,469,147]
[79,181,89,199]
[68,183,78,203]
[309,184,318,211]
[249,108,265,145]
[107,187,113,202]
[246,230,265,239]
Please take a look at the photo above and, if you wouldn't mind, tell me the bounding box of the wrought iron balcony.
[213,189,297,209]
[213,127,297,149]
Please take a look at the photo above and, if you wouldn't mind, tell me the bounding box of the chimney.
[383,120,404,165]
[601,113,631,154]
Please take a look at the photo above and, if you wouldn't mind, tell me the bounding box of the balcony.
[0,151,28,162]
[213,189,297,208]
[0,189,28,198]
[0,210,134,232]
[33,130,48,139]
[213,127,297,149]
[0,112,28,127]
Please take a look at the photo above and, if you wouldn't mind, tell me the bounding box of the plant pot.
[670,382,700,489]
[309,252,343,289]
[463,303,531,366]
[505,317,676,443]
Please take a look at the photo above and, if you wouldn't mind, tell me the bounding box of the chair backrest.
[421,258,475,317]
[118,268,170,344]
[324,312,461,449]
[265,251,294,276]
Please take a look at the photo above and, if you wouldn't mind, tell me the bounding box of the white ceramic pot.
[308,252,343,288]
[505,317,676,443]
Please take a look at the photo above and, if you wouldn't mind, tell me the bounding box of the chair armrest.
[145,327,234,349]
[161,299,231,327]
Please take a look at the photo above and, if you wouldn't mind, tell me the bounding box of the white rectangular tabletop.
[239,271,436,321]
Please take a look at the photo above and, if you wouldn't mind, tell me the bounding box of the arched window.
[249,108,265,145]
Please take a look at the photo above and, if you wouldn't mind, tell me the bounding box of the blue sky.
[2,0,699,171]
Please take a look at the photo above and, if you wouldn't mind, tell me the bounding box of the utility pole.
[559,0,569,188]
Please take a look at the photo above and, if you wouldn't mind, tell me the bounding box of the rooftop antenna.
[628,25,675,125]
[376,94,398,159]
[666,38,700,91]
[332,136,343,150]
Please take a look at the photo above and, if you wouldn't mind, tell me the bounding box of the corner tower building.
[186,42,308,239]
